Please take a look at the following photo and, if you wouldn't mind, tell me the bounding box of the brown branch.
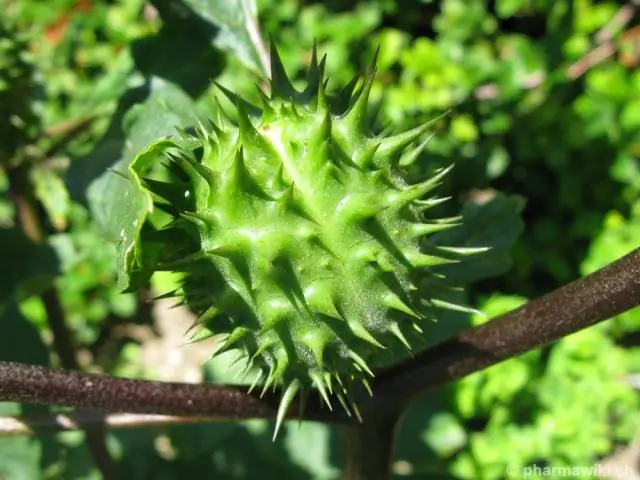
[372,247,640,411]
[0,362,346,424]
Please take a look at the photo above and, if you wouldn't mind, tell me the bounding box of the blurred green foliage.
[0,0,639,479]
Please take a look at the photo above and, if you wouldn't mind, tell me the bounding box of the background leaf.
[433,193,526,284]
[152,0,265,74]
[86,79,199,291]
[0,228,59,305]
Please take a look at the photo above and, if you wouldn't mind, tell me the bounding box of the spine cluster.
[131,45,481,437]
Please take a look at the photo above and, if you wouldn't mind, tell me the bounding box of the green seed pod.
[131,45,483,437]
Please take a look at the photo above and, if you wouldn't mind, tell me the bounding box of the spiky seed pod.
[132,45,482,437]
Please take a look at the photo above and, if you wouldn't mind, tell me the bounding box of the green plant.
[1,1,640,479]
[122,46,489,435]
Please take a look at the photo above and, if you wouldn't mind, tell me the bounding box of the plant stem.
[0,362,344,424]
[6,164,43,243]
[341,411,400,480]
[41,289,81,370]
[373,247,640,410]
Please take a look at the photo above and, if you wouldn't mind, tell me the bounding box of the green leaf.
[580,211,640,276]
[66,87,147,203]
[131,21,224,97]
[87,141,163,292]
[65,24,214,197]
[433,193,525,284]
[41,432,104,480]
[450,114,478,142]
[86,79,199,291]
[0,426,42,480]
[0,228,59,305]
[495,0,524,18]
[30,167,71,231]
[152,0,265,75]
[621,98,640,133]
[116,83,198,167]
[393,386,454,475]
[0,301,50,365]
[423,412,467,457]
[66,15,225,201]
[474,294,528,325]
[610,153,640,190]
[486,145,510,180]
[282,422,339,479]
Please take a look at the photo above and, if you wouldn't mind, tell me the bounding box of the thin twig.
[44,112,100,158]
[6,165,44,243]
[0,412,225,437]
[41,290,82,371]
[566,41,617,79]
[595,4,636,42]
